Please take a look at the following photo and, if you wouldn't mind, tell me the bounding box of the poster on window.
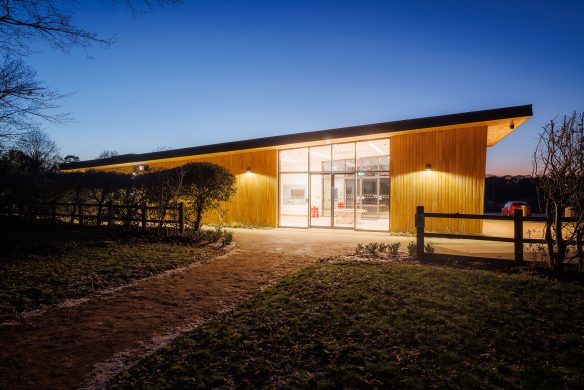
[283,185,306,205]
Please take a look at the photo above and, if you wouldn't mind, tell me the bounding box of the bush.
[364,242,379,255]
[424,242,435,254]
[181,162,237,231]
[222,230,233,246]
[187,228,222,244]
[355,243,365,255]
[377,242,389,253]
[389,242,401,256]
[407,241,417,257]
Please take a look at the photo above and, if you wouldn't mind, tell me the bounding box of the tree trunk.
[194,203,204,231]
[544,200,555,269]
[577,229,583,273]
[553,204,565,273]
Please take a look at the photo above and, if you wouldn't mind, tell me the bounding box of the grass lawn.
[112,260,584,389]
[0,226,216,321]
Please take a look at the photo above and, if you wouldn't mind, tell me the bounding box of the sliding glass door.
[333,174,355,228]
[310,174,331,227]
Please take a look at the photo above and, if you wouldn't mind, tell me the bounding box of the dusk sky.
[28,0,584,175]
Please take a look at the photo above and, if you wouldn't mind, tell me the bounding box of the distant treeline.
[484,175,541,213]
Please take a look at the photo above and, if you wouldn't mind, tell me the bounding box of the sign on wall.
[283,185,306,205]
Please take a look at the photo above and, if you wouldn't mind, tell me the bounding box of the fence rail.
[0,201,185,234]
[415,206,580,264]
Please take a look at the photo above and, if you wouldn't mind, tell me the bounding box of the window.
[309,145,331,172]
[279,148,308,172]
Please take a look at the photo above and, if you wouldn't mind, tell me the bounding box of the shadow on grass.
[422,253,584,284]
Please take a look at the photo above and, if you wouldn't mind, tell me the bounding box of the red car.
[501,201,532,217]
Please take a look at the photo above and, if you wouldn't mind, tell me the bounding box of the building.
[62,104,532,233]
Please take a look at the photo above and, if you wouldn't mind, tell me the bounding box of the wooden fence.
[415,205,580,264]
[0,201,185,234]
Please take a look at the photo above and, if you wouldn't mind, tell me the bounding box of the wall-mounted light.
[138,165,145,171]
[510,121,515,130]
[425,163,432,171]
[246,167,252,175]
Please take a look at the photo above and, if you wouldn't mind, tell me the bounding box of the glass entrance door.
[310,174,331,227]
[356,173,390,231]
[333,174,355,228]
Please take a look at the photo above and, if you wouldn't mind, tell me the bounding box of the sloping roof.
[62,104,532,170]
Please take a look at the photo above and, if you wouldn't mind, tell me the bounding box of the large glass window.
[278,138,390,231]
[279,173,308,227]
[309,145,331,172]
[279,148,308,172]
[356,139,390,171]
[332,143,355,172]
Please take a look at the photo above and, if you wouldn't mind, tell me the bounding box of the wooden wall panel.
[90,149,278,227]
[389,126,488,233]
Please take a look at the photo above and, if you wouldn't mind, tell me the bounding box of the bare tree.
[16,128,60,173]
[0,0,178,56]
[96,149,119,159]
[0,56,69,141]
[0,0,180,140]
[533,112,584,272]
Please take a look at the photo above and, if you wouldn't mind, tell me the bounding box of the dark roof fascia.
[62,104,532,170]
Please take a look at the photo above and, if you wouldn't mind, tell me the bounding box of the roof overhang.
[61,104,532,171]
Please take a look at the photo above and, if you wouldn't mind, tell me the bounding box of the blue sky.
[27,0,584,174]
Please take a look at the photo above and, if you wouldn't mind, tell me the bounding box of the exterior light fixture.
[246,167,252,175]
[425,164,432,171]
[138,165,145,171]
[510,121,515,129]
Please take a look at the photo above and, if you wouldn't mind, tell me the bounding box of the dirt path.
[0,229,389,389]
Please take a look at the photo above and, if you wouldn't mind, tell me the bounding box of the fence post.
[141,204,147,231]
[178,202,185,235]
[79,204,84,226]
[107,201,113,229]
[70,204,75,224]
[577,231,583,272]
[416,205,425,259]
[514,209,524,265]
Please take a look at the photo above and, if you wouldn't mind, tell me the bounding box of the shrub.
[407,241,417,257]
[355,243,365,255]
[187,228,222,244]
[222,230,233,246]
[424,242,435,254]
[389,242,401,256]
[181,162,237,231]
[364,242,379,255]
[377,242,389,253]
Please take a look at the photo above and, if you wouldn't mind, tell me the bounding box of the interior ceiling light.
[368,142,385,155]
[310,149,330,159]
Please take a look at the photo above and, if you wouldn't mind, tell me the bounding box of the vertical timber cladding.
[389,125,488,233]
[130,149,278,227]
